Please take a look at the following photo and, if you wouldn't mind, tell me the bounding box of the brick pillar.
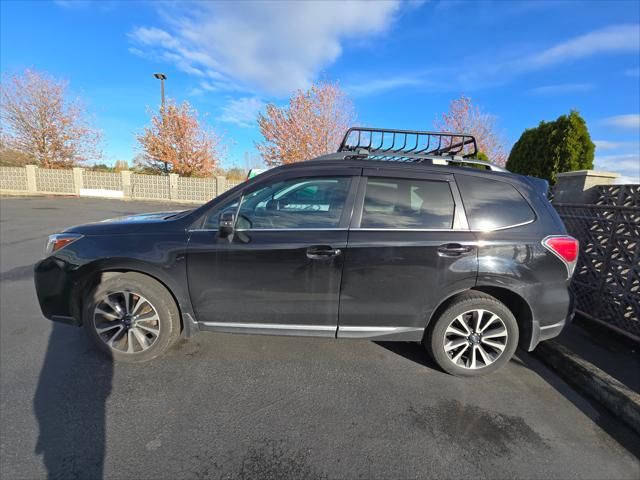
[25,165,37,193]
[555,170,619,203]
[72,167,84,196]
[121,170,132,198]
[215,176,226,196]
[169,173,179,201]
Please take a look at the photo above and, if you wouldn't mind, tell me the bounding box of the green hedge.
[507,110,595,184]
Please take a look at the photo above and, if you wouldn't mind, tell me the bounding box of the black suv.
[34,128,577,376]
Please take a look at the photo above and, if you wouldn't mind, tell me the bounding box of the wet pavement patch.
[402,400,548,458]
[191,440,325,480]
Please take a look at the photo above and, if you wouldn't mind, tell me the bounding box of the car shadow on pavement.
[33,323,112,480]
[375,341,440,370]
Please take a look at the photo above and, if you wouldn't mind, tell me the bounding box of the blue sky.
[1,0,639,181]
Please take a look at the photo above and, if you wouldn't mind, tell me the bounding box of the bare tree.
[434,96,507,166]
[0,69,101,168]
[137,99,224,177]
[256,81,355,167]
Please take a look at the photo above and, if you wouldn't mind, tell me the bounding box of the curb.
[535,340,640,435]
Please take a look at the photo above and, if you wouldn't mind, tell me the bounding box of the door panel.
[187,229,348,331]
[186,172,357,334]
[339,230,477,338]
[338,171,477,340]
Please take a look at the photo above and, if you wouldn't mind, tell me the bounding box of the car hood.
[100,210,190,223]
[64,209,193,235]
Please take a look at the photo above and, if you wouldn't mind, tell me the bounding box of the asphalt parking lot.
[1,195,639,480]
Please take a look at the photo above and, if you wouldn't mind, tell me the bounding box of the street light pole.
[153,73,168,174]
[154,72,166,109]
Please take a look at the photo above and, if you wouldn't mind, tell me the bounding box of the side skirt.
[198,322,336,338]
[197,321,424,341]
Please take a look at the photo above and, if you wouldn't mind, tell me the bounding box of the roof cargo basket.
[336,127,506,172]
[339,127,478,158]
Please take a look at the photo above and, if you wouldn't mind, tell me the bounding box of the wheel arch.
[424,286,534,350]
[70,260,192,335]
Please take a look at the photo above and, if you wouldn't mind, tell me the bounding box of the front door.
[187,171,357,337]
[338,169,477,340]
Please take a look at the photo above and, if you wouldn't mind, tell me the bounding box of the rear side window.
[361,177,455,229]
[456,175,535,230]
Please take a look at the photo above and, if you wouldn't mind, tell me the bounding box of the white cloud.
[521,24,640,70]
[601,114,640,129]
[527,83,593,95]
[129,1,401,95]
[594,140,638,151]
[54,0,117,11]
[217,97,266,128]
[342,24,640,96]
[594,153,640,182]
[594,140,620,150]
[345,76,426,96]
[54,0,90,8]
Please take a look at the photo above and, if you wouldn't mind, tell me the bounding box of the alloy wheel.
[442,309,508,370]
[93,290,161,354]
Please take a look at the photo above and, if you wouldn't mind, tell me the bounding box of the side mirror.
[218,211,235,238]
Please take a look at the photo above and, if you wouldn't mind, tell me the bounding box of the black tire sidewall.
[83,273,180,363]
[429,297,519,377]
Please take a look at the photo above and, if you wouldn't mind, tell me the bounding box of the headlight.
[45,233,83,256]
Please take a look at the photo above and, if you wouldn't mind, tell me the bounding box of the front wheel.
[427,292,519,376]
[83,272,181,363]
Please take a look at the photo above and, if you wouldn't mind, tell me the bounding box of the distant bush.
[507,110,594,184]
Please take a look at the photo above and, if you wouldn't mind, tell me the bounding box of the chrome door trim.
[198,321,337,338]
[337,325,423,338]
[351,228,470,232]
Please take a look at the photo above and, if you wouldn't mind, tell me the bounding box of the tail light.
[45,233,83,256]
[542,235,579,278]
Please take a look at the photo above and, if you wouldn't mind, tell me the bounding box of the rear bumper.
[528,289,575,350]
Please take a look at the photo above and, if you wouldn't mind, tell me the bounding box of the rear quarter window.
[456,175,535,230]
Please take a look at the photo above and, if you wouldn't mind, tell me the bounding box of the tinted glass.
[361,178,455,229]
[202,197,239,230]
[237,177,351,229]
[456,175,535,230]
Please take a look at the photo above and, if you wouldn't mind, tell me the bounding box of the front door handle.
[306,245,342,260]
[437,243,473,257]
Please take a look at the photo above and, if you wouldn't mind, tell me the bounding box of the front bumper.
[34,257,81,326]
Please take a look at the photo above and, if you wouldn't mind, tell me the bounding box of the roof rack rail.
[336,127,507,172]
[339,127,478,158]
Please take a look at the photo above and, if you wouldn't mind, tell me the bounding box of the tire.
[427,292,519,377]
[83,272,181,363]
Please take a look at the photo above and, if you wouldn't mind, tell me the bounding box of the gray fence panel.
[83,171,123,190]
[35,168,75,194]
[0,167,28,191]
[176,177,217,203]
[131,174,170,200]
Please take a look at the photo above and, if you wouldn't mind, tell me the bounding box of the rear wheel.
[84,272,181,363]
[427,292,519,376]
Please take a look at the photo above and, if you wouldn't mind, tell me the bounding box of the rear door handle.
[306,245,342,260]
[437,243,473,257]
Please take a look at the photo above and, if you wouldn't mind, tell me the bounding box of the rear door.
[338,168,477,340]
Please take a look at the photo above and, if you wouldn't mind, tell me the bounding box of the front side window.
[236,176,351,229]
[361,177,455,229]
[201,197,240,230]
